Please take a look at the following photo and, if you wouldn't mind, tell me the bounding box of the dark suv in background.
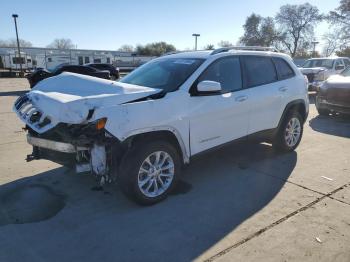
[86,63,120,79]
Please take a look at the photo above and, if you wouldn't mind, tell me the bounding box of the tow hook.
[26,146,40,162]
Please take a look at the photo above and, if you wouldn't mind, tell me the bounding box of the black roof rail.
[211,46,279,55]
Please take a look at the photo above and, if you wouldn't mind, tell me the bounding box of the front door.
[188,56,252,155]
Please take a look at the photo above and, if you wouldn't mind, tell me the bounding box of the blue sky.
[0,0,339,51]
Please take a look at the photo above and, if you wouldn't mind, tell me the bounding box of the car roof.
[162,50,291,60]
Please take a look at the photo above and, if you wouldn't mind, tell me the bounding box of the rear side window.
[198,56,242,92]
[273,58,295,80]
[242,56,277,88]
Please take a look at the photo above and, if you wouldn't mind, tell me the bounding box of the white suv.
[14,47,309,205]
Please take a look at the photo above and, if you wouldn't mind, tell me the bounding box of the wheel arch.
[278,99,308,129]
[121,128,190,164]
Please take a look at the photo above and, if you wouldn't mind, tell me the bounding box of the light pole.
[311,40,319,58]
[12,14,23,76]
[192,33,200,51]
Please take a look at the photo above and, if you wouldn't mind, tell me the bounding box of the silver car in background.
[299,57,350,91]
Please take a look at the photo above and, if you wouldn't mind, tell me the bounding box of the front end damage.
[25,120,123,185]
[12,73,163,185]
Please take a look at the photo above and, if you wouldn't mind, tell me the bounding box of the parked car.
[316,66,350,116]
[26,64,111,88]
[14,47,309,205]
[86,63,120,79]
[299,57,350,91]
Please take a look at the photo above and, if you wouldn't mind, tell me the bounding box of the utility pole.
[192,33,200,51]
[12,14,23,77]
[311,40,319,58]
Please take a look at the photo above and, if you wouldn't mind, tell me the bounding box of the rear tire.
[273,111,303,152]
[118,140,181,205]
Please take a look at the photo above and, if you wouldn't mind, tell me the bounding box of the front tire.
[118,140,181,205]
[273,111,303,152]
[315,96,330,116]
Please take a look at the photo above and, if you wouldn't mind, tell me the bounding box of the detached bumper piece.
[27,134,88,153]
[26,134,108,180]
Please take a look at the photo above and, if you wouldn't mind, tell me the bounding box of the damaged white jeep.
[14,47,309,205]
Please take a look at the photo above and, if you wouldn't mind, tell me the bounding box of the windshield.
[120,58,204,92]
[341,67,350,76]
[302,59,334,69]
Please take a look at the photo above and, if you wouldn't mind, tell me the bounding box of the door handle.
[279,86,288,92]
[235,95,248,102]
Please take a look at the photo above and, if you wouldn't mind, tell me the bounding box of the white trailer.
[0,51,33,70]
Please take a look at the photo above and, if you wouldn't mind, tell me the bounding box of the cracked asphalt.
[0,78,349,262]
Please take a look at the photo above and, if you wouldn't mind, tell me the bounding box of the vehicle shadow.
[0,143,296,262]
[309,114,350,138]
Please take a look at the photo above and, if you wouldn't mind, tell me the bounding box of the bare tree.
[322,29,349,56]
[275,3,323,57]
[0,38,32,47]
[217,40,232,47]
[118,44,134,52]
[47,38,75,49]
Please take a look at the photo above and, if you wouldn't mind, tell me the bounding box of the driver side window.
[198,56,242,93]
[335,59,344,68]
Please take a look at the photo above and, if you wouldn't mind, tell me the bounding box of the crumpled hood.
[14,72,161,132]
[299,67,327,74]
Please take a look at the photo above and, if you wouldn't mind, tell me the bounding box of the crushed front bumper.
[27,134,88,153]
[26,134,107,176]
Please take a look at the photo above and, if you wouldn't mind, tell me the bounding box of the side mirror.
[197,80,222,93]
[335,65,345,70]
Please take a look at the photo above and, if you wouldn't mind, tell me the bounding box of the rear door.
[242,55,287,134]
[188,56,252,155]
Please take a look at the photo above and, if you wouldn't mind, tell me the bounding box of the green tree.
[240,14,279,46]
[275,3,323,57]
[336,47,350,57]
[217,40,232,47]
[136,42,176,56]
[204,44,215,50]
[329,0,350,32]
[326,0,350,54]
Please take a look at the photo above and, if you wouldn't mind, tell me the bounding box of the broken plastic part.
[90,143,107,175]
